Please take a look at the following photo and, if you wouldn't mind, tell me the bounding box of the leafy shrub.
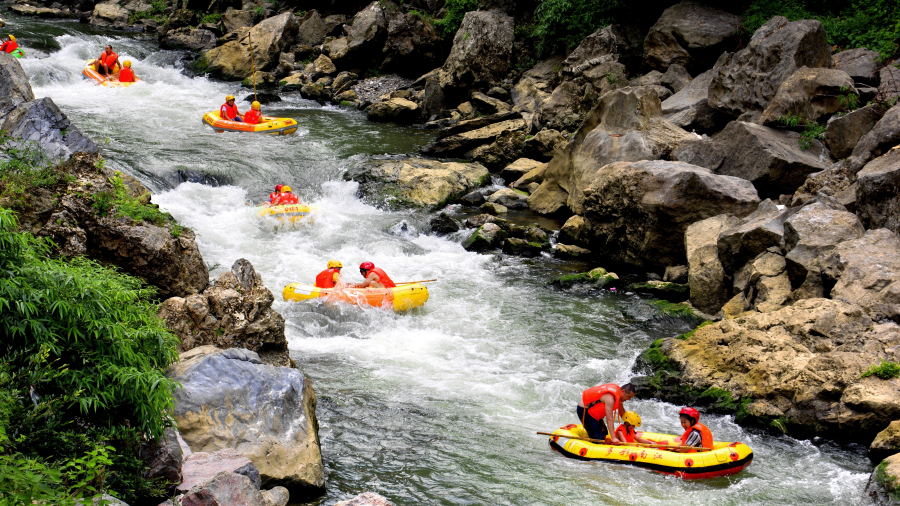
[533,0,625,56]
[91,173,183,236]
[860,360,900,380]
[777,114,826,149]
[127,0,167,25]
[0,134,68,208]
[200,12,221,24]
[432,0,478,40]
[742,0,900,58]
[0,207,180,503]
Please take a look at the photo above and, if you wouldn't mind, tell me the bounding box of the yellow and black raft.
[254,203,316,230]
[202,111,298,135]
[546,424,753,479]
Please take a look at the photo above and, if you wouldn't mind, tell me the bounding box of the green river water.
[10,13,877,505]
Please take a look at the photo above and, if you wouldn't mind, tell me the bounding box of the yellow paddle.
[536,432,712,452]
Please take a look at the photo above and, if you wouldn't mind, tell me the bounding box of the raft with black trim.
[548,424,753,479]
[254,203,316,228]
[202,111,298,135]
[282,282,429,311]
[82,59,140,87]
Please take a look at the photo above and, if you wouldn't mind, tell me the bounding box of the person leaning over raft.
[352,262,396,289]
[577,382,636,443]
[673,407,713,452]
[615,411,656,445]
[244,101,262,124]
[118,60,135,82]
[314,260,343,288]
[0,34,17,54]
[220,95,243,122]
[96,45,120,76]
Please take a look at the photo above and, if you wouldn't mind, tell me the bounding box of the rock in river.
[345,158,490,210]
[168,346,325,499]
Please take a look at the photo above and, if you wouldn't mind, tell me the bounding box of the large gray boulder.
[825,104,882,160]
[346,1,387,59]
[421,118,525,157]
[578,160,760,269]
[878,64,900,104]
[380,10,442,77]
[90,2,128,29]
[848,105,900,173]
[168,346,325,498]
[2,97,98,163]
[562,24,635,75]
[758,67,857,125]
[221,7,253,34]
[160,27,217,51]
[0,53,34,104]
[205,12,298,79]
[686,213,741,314]
[442,10,513,90]
[661,65,728,133]
[366,98,419,124]
[642,0,740,73]
[295,10,326,47]
[716,200,794,273]
[158,259,289,367]
[708,17,831,117]
[538,63,627,132]
[856,148,900,233]
[688,121,832,199]
[782,202,865,283]
[832,47,880,84]
[177,448,259,494]
[180,468,289,506]
[531,87,695,216]
[344,158,490,210]
[821,229,900,323]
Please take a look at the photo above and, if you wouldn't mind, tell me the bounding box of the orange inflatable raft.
[202,111,298,135]
[282,282,429,312]
[82,59,140,87]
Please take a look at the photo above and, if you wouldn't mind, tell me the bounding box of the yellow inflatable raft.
[83,60,140,87]
[202,111,298,135]
[548,424,753,479]
[283,282,429,312]
[255,204,316,229]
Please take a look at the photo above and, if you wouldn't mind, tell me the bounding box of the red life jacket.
[278,192,299,205]
[2,41,18,53]
[244,109,261,124]
[314,268,341,288]
[582,384,621,421]
[369,267,396,288]
[268,192,279,203]
[101,51,117,67]
[221,102,240,120]
[118,68,135,82]
[615,423,636,443]
[680,422,714,453]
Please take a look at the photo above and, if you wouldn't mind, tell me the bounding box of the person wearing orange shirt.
[243,101,262,124]
[117,60,135,82]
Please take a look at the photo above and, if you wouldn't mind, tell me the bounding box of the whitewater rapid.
[12,15,875,505]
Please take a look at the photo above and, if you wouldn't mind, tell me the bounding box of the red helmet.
[275,184,284,192]
[679,407,700,421]
[359,261,375,271]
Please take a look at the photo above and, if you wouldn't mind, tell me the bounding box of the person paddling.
[0,34,18,54]
[672,407,713,452]
[96,45,120,77]
[577,382,636,443]
[353,262,396,289]
[614,411,656,445]
[244,101,262,124]
[220,95,243,122]
[118,60,135,83]
[314,260,343,288]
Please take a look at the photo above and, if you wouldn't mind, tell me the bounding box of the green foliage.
[742,0,900,58]
[0,208,179,503]
[127,0,167,25]
[860,360,900,380]
[91,173,181,235]
[0,134,68,208]
[368,68,382,77]
[533,0,625,56]
[777,114,826,149]
[253,5,264,16]
[432,0,478,40]
[838,85,859,110]
[648,300,700,319]
[675,320,714,340]
[200,12,222,24]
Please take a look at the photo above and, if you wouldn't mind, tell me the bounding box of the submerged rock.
[345,158,490,210]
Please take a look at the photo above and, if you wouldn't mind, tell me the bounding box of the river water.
[12,14,877,505]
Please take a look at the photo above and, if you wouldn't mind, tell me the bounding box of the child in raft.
[672,407,713,452]
[614,411,656,445]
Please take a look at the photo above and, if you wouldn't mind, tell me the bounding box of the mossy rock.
[549,267,619,288]
[628,280,690,302]
[502,238,546,257]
